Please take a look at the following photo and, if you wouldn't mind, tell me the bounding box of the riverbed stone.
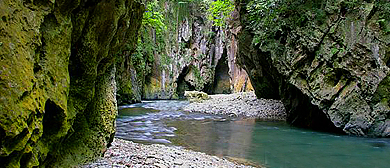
[81,138,258,168]
[184,92,286,120]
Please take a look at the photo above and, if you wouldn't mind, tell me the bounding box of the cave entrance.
[176,66,195,98]
[212,53,231,94]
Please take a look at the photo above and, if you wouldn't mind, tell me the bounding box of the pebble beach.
[81,138,257,168]
[183,92,286,120]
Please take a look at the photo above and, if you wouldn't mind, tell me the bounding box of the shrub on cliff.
[207,0,235,27]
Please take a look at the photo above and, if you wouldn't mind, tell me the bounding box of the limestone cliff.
[0,0,144,167]
[116,0,253,102]
[237,0,390,136]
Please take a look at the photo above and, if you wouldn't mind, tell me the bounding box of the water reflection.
[166,118,259,164]
[227,119,256,159]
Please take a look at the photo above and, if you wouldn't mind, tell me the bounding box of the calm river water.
[116,100,390,168]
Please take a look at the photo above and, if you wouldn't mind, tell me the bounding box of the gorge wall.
[116,0,253,104]
[3,0,389,167]
[0,0,144,167]
[236,0,390,136]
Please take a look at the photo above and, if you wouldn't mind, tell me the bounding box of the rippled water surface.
[116,100,390,168]
[116,100,226,144]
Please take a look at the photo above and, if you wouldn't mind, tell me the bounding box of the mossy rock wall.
[237,0,390,136]
[0,0,144,167]
[116,60,143,105]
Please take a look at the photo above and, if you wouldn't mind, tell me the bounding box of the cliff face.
[116,0,253,103]
[0,0,144,167]
[237,0,390,136]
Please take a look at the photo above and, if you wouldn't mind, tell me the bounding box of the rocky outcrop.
[173,11,254,96]
[236,0,390,136]
[0,0,144,167]
[126,0,253,101]
[184,91,209,102]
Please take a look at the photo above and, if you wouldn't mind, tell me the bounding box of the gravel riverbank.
[183,92,286,120]
[82,92,282,168]
[81,138,258,168]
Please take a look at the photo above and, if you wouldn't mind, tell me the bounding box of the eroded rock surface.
[236,0,390,136]
[0,0,144,167]
[121,0,254,101]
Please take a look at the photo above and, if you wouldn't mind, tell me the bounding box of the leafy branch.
[207,0,235,27]
[142,0,167,35]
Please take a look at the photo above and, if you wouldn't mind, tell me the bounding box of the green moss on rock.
[237,0,390,136]
[0,0,145,167]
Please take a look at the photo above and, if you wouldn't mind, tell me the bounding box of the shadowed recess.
[42,99,66,137]
[212,51,231,94]
[176,66,195,98]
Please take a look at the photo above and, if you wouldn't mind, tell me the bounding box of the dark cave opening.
[176,66,195,98]
[282,83,345,134]
[212,52,231,94]
[20,152,33,168]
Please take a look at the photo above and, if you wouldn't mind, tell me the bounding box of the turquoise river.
[115,100,390,168]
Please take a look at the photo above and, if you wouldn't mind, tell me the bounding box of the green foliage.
[246,0,287,46]
[331,46,345,56]
[179,42,187,50]
[191,66,206,90]
[129,0,170,80]
[197,0,213,11]
[378,19,390,34]
[331,47,339,55]
[161,53,172,66]
[177,1,191,24]
[377,0,390,19]
[376,0,390,34]
[133,39,153,66]
[207,0,235,27]
[143,0,167,35]
[245,0,356,48]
